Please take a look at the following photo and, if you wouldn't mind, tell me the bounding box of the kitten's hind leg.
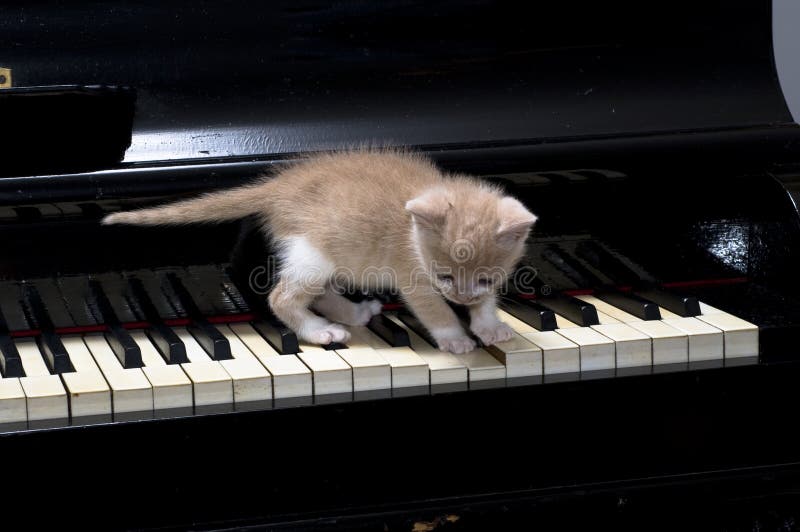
[268,278,351,345]
[267,237,350,345]
[312,290,383,326]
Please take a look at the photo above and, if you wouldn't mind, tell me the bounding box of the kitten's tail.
[101,180,270,226]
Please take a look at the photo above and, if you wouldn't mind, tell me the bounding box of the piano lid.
[2,0,798,168]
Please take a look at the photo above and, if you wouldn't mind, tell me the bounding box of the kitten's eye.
[477,278,493,287]
[437,274,454,283]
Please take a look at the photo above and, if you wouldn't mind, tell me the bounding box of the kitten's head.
[406,181,537,306]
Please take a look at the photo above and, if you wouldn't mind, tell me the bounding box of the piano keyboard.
[0,286,759,429]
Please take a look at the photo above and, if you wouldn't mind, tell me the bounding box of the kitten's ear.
[497,197,537,247]
[406,189,452,230]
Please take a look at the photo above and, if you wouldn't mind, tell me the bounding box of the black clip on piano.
[2,2,800,530]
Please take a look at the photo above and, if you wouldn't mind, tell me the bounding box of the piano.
[2,1,800,529]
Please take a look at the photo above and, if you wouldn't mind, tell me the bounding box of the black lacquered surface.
[0,1,796,168]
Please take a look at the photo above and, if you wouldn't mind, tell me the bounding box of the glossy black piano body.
[2,1,800,530]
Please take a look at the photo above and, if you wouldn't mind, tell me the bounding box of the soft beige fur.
[103,150,537,353]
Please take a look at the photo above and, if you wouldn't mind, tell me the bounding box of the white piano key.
[173,328,233,408]
[128,330,193,411]
[323,328,390,391]
[16,339,69,421]
[497,310,579,375]
[660,317,724,362]
[343,327,386,350]
[218,326,272,403]
[657,307,682,319]
[554,314,580,329]
[698,302,724,314]
[346,327,430,388]
[554,327,615,372]
[296,346,353,395]
[257,355,312,399]
[590,322,652,369]
[228,322,282,358]
[495,309,538,334]
[82,334,153,414]
[522,331,580,375]
[625,320,688,365]
[229,323,312,400]
[576,295,689,365]
[452,348,506,382]
[575,295,640,322]
[386,315,468,385]
[334,347,391,392]
[0,377,26,424]
[375,347,431,388]
[60,336,112,418]
[481,333,543,378]
[695,312,759,359]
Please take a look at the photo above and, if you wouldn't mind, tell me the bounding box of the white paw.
[471,321,514,346]
[305,324,351,345]
[351,299,383,326]
[435,335,476,354]
[431,327,475,354]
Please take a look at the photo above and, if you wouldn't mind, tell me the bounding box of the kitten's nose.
[458,294,479,304]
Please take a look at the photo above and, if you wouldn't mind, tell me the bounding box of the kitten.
[102,150,538,354]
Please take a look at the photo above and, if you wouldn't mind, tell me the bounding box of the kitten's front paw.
[471,321,514,346]
[351,299,383,326]
[432,332,477,354]
[305,324,351,345]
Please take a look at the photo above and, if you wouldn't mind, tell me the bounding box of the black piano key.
[633,287,701,317]
[252,316,300,355]
[396,311,438,348]
[189,320,232,360]
[131,270,180,319]
[32,279,75,329]
[165,273,231,360]
[541,244,603,287]
[367,314,411,348]
[0,335,24,378]
[127,277,188,364]
[575,240,641,285]
[97,273,140,323]
[323,342,347,351]
[146,328,189,365]
[89,280,143,368]
[104,325,143,369]
[187,265,241,315]
[594,289,662,321]
[22,284,74,373]
[39,332,75,374]
[536,294,600,327]
[179,268,218,316]
[57,276,97,327]
[219,269,251,313]
[0,303,24,377]
[0,283,30,331]
[500,298,558,331]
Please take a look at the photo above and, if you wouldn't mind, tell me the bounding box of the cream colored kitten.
[103,150,537,354]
